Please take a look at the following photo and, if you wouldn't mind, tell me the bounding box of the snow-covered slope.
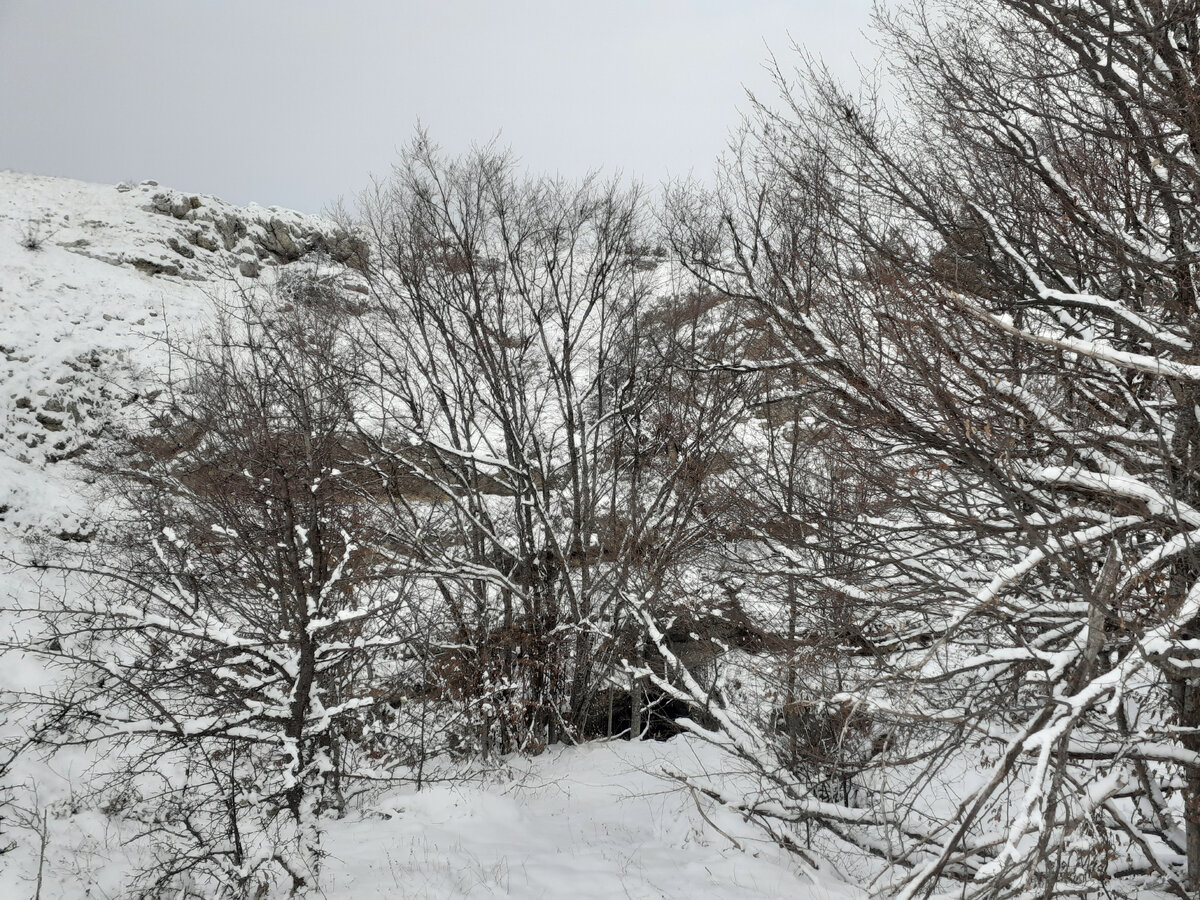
[0,170,359,540]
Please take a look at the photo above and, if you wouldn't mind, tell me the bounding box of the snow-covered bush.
[21,282,425,897]
[17,217,55,252]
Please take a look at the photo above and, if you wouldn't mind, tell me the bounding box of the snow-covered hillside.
[0,171,857,899]
[0,170,362,540]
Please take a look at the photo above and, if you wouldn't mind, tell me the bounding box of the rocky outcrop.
[144,188,368,276]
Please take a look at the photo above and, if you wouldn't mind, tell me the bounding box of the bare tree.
[656,1,1200,896]
[349,137,751,751]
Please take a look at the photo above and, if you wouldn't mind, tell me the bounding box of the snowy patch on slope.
[0,170,355,540]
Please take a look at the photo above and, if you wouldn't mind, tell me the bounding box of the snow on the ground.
[0,736,861,900]
[323,738,860,900]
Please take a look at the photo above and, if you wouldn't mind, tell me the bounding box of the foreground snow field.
[0,170,861,899]
[0,736,862,899]
[320,738,861,899]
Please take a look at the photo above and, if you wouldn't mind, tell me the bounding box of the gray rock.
[149,191,193,219]
[167,237,196,259]
[187,227,220,252]
[329,232,370,272]
[215,213,248,251]
[132,257,183,278]
[262,217,302,260]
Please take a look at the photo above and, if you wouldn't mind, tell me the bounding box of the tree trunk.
[1183,679,1200,890]
[629,634,644,740]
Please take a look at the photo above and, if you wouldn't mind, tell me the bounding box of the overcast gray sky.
[0,1,877,213]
